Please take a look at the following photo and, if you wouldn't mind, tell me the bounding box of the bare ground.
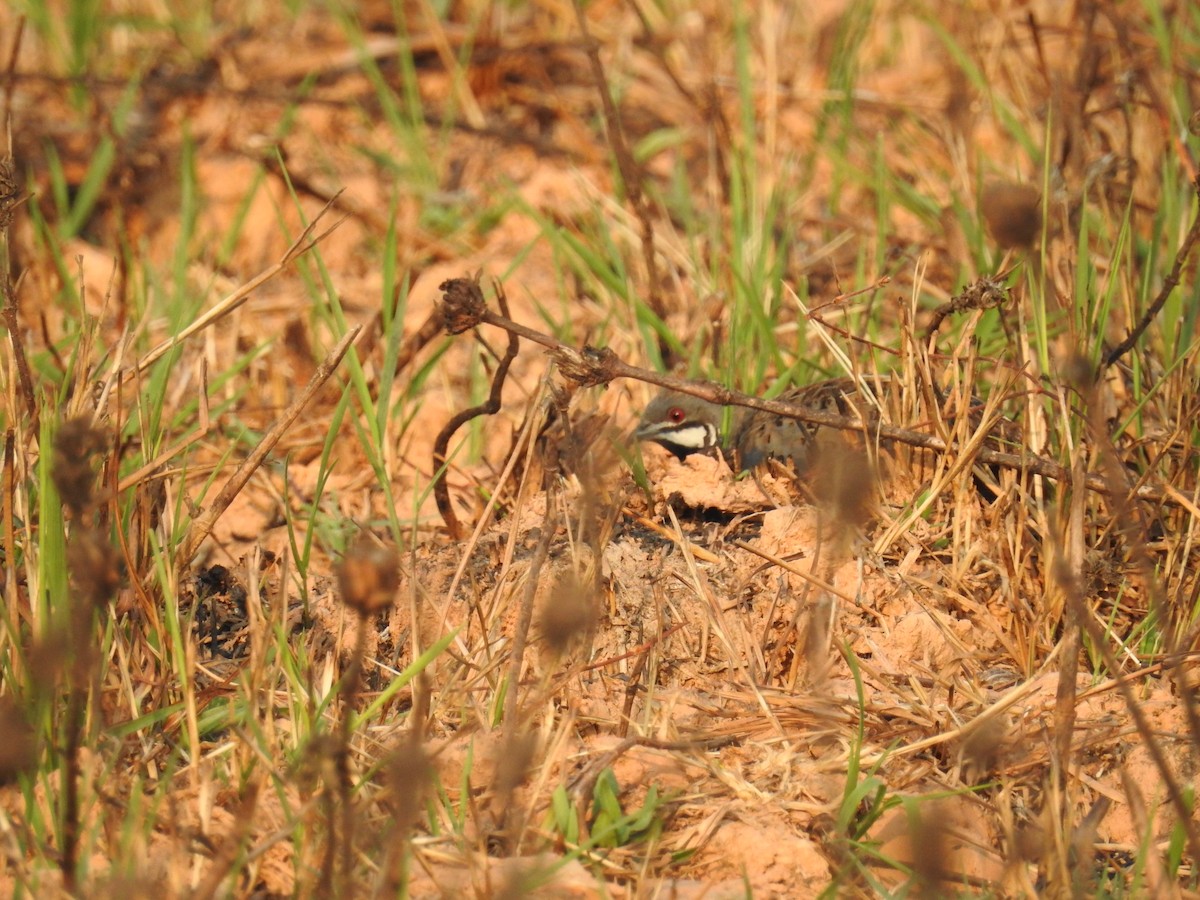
[2,1,1199,896]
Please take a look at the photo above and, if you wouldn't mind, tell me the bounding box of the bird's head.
[635,391,725,460]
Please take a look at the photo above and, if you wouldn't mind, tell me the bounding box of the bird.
[636,378,874,474]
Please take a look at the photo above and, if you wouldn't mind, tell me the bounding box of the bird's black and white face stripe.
[635,392,724,460]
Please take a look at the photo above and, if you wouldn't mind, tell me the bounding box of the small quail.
[636,379,869,474]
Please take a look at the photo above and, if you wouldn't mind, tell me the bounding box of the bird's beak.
[634,419,667,442]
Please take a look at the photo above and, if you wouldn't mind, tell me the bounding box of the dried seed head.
[0,698,37,784]
[336,536,400,616]
[1060,353,1096,392]
[52,418,108,515]
[68,529,124,608]
[437,273,487,334]
[981,180,1042,250]
[812,445,876,530]
[293,734,343,792]
[494,731,537,802]
[27,632,69,690]
[384,736,433,829]
[960,717,1008,782]
[0,156,22,231]
[538,569,597,656]
[906,805,954,896]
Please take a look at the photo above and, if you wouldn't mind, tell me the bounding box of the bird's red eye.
[667,406,686,423]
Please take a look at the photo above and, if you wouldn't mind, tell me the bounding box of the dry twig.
[436,274,1170,504]
[570,0,668,352]
[1103,176,1200,370]
[134,194,346,375]
[431,277,520,539]
[176,325,361,565]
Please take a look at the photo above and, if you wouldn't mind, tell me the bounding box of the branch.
[432,278,520,539]
[437,276,1165,503]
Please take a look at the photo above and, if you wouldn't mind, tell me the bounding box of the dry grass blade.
[1103,177,1200,371]
[134,193,346,375]
[175,323,360,565]
[569,0,665,333]
[4,3,1200,896]
[436,275,1175,503]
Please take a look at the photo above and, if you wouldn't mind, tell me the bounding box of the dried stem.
[624,0,731,196]
[496,494,556,849]
[437,276,1169,503]
[1102,176,1200,370]
[134,195,345,375]
[0,19,32,424]
[0,277,35,427]
[431,279,520,539]
[176,324,361,565]
[570,0,667,345]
